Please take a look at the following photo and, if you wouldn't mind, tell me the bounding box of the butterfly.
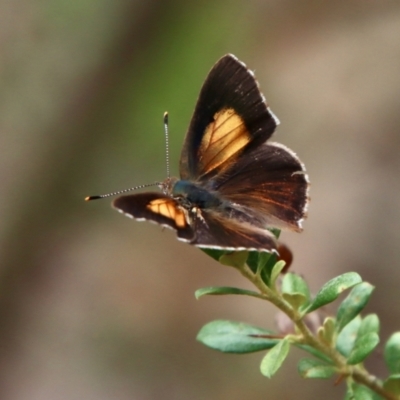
[87,54,309,254]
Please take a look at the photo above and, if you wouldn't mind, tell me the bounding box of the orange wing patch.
[198,108,250,175]
[146,199,187,228]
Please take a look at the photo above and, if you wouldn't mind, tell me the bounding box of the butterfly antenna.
[163,112,170,180]
[86,113,171,202]
[85,182,160,201]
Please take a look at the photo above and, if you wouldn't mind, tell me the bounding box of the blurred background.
[1,0,400,399]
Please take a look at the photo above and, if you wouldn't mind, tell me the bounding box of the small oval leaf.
[282,292,308,310]
[260,338,290,378]
[306,272,362,313]
[358,314,380,337]
[270,260,286,288]
[282,273,311,308]
[317,317,336,346]
[383,374,400,395]
[347,332,380,365]
[336,315,362,357]
[384,332,400,374]
[195,286,262,299]
[345,383,377,400]
[298,358,336,379]
[336,282,375,332]
[197,320,278,353]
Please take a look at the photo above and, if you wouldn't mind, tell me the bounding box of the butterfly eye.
[175,193,186,202]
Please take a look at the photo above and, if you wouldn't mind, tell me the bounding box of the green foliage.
[196,249,400,400]
[345,382,380,400]
[336,282,375,332]
[197,320,278,353]
[336,315,362,357]
[305,272,362,314]
[195,286,261,299]
[219,251,249,268]
[318,317,336,346]
[359,314,380,337]
[260,338,290,378]
[281,272,311,310]
[346,332,379,365]
[270,260,286,289]
[246,250,278,284]
[385,332,400,374]
[383,374,400,396]
[297,358,336,379]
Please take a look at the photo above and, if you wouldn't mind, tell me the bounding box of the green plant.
[196,242,400,400]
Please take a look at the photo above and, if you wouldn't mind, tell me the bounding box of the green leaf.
[341,314,380,365]
[336,315,362,357]
[247,251,277,284]
[201,248,226,261]
[384,332,400,374]
[336,282,375,332]
[317,317,336,346]
[257,252,277,286]
[347,332,380,365]
[282,293,308,310]
[358,314,380,337]
[270,228,281,239]
[270,260,286,289]
[296,344,333,364]
[345,382,380,400]
[219,251,249,268]
[197,320,278,354]
[383,374,400,395]
[195,286,262,299]
[297,358,336,379]
[306,272,362,313]
[247,251,265,272]
[260,338,290,378]
[282,273,311,310]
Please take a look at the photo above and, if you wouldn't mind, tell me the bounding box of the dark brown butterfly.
[87,54,309,253]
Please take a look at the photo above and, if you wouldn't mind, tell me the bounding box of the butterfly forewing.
[180,54,278,181]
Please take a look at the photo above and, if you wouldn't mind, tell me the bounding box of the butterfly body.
[171,180,222,210]
[112,54,309,253]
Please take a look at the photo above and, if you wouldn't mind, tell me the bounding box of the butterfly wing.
[180,54,278,181]
[208,142,309,232]
[189,210,278,253]
[112,193,194,242]
[113,193,277,252]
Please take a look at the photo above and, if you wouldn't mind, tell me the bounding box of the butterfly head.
[157,176,177,196]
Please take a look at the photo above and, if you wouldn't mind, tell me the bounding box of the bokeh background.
[1,1,400,399]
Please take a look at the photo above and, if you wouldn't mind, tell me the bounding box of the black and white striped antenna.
[163,112,170,180]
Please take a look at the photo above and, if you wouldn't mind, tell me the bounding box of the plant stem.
[236,262,398,400]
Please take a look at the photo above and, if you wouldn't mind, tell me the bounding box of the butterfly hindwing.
[208,143,309,231]
[189,210,278,253]
[179,54,278,181]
